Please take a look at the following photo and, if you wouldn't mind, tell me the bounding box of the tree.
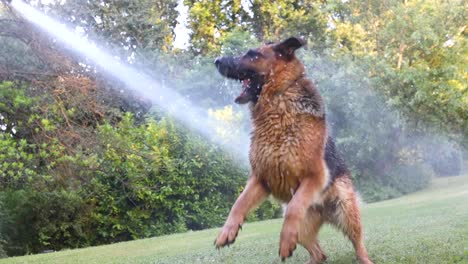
[49,0,178,53]
[328,0,467,144]
[184,0,249,55]
[250,0,328,48]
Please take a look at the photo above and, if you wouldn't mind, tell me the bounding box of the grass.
[2,175,468,264]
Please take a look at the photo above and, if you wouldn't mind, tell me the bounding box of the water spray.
[1,0,12,9]
[8,0,250,162]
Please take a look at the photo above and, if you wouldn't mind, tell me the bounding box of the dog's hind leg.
[328,178,373,264]
[298,208,326,264]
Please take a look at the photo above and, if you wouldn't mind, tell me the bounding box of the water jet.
[9,0,250,162]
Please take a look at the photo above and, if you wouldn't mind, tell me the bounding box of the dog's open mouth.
[224,70,261,104]
[232,69,262,104]
[235,76,263,104]
[236,78,251,103]
[214,57,263,104]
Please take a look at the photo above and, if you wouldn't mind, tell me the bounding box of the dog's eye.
[246,50,261,59]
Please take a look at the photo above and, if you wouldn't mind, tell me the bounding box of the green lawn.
[2,175,468,264]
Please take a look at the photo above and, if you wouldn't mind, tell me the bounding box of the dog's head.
[214,37,306,104]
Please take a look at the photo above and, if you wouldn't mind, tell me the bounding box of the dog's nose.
[214,57,222,66]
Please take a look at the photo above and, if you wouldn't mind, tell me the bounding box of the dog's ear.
[273,37,306,59]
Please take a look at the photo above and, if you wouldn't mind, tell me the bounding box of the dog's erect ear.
[273,37,306,59]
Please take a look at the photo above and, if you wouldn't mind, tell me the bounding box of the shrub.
[386,164,433,195]
[0,196,9,259]
[427,145,463,177]
[248,198,283,222]
[0,80,249,255]
[0,189,92,256]
[357,163,433,203]
[80,114,247,242]
[357,178,403,203]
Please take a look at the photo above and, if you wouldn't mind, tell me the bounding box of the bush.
[357,163,433,203]
[357,179,402,203]
[427,146,463,177]
[386,164,433,195]
[0,189,92,256]
[0,196,9,259]
[248,199,283,222]
[0,80,249,255]
[80,114,247,242]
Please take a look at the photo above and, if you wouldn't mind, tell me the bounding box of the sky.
[174,0,190,49]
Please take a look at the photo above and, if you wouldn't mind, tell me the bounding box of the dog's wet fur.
[214,37,373,264]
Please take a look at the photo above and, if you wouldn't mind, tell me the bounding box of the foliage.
[419,137,463,177]
[0,81,247,255]
[0,189,92,256]
[328,0,467,143]
[49,0,178,53]
[220,29,261,56]
[249,0,328,46]
[184,0,249,55]
[0,81,93,255]
[183,0,329,53]
[208,105,245,145]
[247,198,283,222]
[0,196,8,258]
[85,113,247,239]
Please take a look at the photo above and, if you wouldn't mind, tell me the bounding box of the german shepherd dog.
[213,37,373,264]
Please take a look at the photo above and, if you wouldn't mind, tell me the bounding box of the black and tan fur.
[213,37,373,264]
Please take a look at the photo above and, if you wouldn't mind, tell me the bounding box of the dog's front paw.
[279,226,298,261]
[214,222,242,249]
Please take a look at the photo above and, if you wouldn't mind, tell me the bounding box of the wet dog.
[214,37,373,264]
